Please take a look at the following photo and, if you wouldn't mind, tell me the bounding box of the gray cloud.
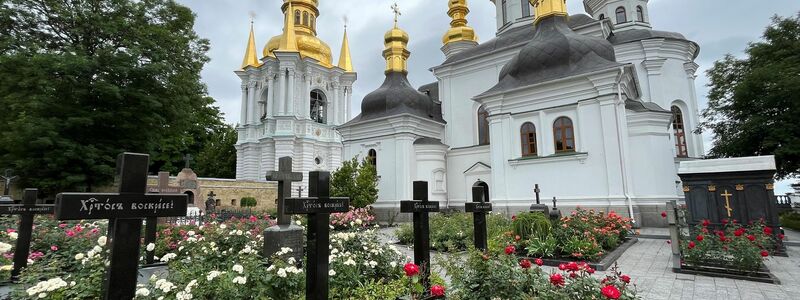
[176,0,799,192]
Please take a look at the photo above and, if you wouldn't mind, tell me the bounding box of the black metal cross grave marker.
[465,185,492,251]
[55,153,188,300]
[400,181,440,293]
[266,157,303,225]
[0,188,54,280]
[285,171,349,300]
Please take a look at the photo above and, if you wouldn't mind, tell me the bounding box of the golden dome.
[264,0,333,67]
[383,26,410,74]
[443,0,478,45]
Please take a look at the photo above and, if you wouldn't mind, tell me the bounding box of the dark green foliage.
[0,0,226,195]
[780,211,800,231]
[193,124,237,179]
[512,212,552,241]
[700,13,800,178]
[330,157,378,208]
[240,197,257,208]
[396,212,512,252]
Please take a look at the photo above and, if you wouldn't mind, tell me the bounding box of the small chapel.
[236,0,706,227]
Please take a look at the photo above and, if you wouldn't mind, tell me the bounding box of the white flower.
[219,224,227,229]
[93,245,102,253]
[232,264,244,274]
[235,230,243,236]
[207,271,224,281]
[295,220,302,226]
[349,221,355,227]
[277,268,287,278]
[38,293,46,299]
[232,276,247,285]
[187,231,196,236]
[355,219,363,225]
[329,269,336,276]
[369,261,378,268]
[146,243,155,252]
[331,248,339,254]
[9,232,18,240]
[0,265,12,271]
[176,291,192,300]
[74,253,85,261]
[97,236,107,247]
[135,288,150,297]
[344,259,356,266]
[287,257,296,265]
[0,242,12,253]
[267,265,275,272]
[160,253,177,263]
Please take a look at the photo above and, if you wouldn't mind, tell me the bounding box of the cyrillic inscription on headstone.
[55,193,187,220]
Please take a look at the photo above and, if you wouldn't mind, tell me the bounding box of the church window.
[303,11,309,26]
[520,122,537,157]
[294,10,301,25]
[553,117,575,153]
[672,106,689,157]
[615,7,627,24]
[310,90,327,124]
[230,199,237,206]
[368,149,377,166]
[478,106,490,146]
[521,2,531,18]
[501,0,508,24]
[636,6,645,22]
[599,14,605,20]
[311,16,315,30]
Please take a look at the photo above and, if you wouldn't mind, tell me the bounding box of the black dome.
[483,15,622,95]
[355,72,444,123]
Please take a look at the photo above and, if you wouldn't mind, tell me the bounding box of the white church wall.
[439,65,502,149]
[414,144,448,202]
[446,146,491,205]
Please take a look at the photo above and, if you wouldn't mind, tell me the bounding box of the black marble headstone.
[0,189,54,280]
[465,186,491,251]
[400,181,439,294]
[285,171,349,300]
[55,153,188,300]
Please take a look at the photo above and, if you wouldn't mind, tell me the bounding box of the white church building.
[237,0,705,226]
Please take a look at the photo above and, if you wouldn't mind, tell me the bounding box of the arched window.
[553,117,575,153]
[520,122,537,157]
[310,90,326,124]
[636,6,645,22]
[368,149,377,166]
[303,11,309,26]
[310,16,315,30]
[230,199,237,206]
[477,106,490,145]
[501,0,508,24]
[521,2,531,18]
[615,7,627,24]
[294,10,301,25]
[672,106,689,157]
[599,14,605,20]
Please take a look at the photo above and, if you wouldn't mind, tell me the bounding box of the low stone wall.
[145,177,278,212]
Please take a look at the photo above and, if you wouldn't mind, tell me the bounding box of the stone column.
[684,62,704,156]
[331,83,340,125]
[345,86,353,121]
[248,80,258,124]
[287,68,296,116]
[302,73,312,119]
[278,69,287,115]
[266,76,275,118]
[240,84,248,125]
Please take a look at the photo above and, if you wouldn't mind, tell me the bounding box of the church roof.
[413,137,446,146]
[625,99,671,114]
[440,14,598,67]
[341,73,445,126]
[608,29,699,58]
[478,15,622,97]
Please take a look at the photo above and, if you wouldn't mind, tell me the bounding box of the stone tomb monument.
[679,156,781,232]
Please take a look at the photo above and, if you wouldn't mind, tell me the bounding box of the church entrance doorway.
[184,191,194,206]
[473,181,489,202]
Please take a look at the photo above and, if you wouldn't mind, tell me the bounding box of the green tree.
[194,124,238,179]
[700,13,800,178]
[0,0,225,195]
[331,157,379,208]
[240,197,257,208]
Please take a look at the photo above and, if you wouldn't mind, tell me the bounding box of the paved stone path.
[378,227,800,300]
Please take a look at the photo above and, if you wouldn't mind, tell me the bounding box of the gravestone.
[0,189,54,280]
[465,185,492,251]
[263,157,304,263]
[143,171,175,265]
[549,197,562,220]
[205,191,217,213]
[285,171,349,300]
[400,181,440,294]
[55,153,188,300]
[678,156,780,233]
[529,184,550,215]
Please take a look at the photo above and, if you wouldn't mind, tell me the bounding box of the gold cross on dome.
[391,2,401,26]
[721,189,734,218]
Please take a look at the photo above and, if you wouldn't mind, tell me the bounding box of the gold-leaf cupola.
[338,24,354,72]
[241,21,261,69]
[383,6,410,74]
[532,0,568,24]
[442,0,478,45]
[265,0,333,67]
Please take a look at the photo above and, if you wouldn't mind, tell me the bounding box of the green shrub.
[512,212,551,241]
[395,213,512,252]
[526,235,557,258]
[239,197,257,207]
[780,212,800,231]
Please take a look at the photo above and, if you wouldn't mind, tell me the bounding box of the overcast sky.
[175,0,800,192]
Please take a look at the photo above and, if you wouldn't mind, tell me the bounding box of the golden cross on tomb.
[721,189,734,218]
[391,2,401,27]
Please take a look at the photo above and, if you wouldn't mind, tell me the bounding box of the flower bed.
[395,212,511,252]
